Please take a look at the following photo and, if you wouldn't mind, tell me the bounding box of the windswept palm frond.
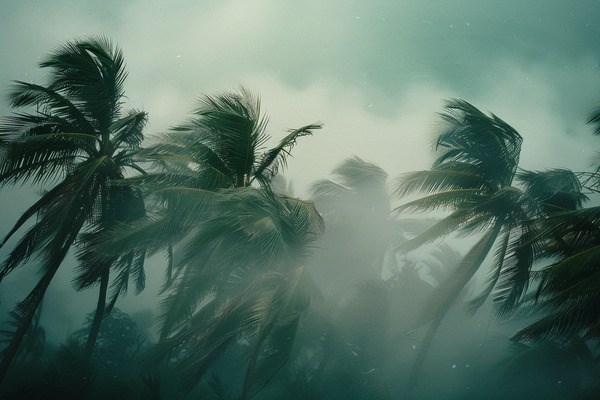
[254,123,321,186]
[517,169,587,214]
[155,188,322,339]
[143,87,320,191]
[587,104,600,136]
[41,36,127,133]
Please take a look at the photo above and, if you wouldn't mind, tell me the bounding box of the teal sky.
[1,0,599,340]
[1,1,599,185]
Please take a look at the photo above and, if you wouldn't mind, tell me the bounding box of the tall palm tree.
[95,88,323,396]
[0,37,147,382]
[396,101,589,397]
[394,99,534,397]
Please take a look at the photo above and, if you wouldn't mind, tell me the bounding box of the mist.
[1,1,599,399]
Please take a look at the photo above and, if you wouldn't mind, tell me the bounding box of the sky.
[0,0,599,342]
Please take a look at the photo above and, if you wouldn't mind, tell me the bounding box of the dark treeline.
[0,37,599,400]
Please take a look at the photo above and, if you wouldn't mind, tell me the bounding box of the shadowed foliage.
[393,99,588,397]
[89,88,324,397]
[0,37,147,383]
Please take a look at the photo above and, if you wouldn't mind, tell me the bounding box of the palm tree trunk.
[0,238,75,385]
[85,268,110,362]
[405,222,502,399]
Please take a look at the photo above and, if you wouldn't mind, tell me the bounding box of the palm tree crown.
[92,87,323,396]
[394,99,537,397]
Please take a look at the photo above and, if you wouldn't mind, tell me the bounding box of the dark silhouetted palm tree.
[0,37,147,382]
[513,174,598,343]
[393,99,551,397]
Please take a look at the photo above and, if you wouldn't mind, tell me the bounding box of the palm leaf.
[41,36,126,132]
[254,123,321,185]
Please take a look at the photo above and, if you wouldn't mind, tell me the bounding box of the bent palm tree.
[396,101,588,397]
[513,105,600,342]
[394,99,528,396]
[0,37,147,382]
[95,88,323,396]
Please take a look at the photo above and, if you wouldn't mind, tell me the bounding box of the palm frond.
[394,210,469,253]
[254,123,321,185]
[587,104,600,136]
[518,168,587,214]
[393,188,481,213]
[434,98,522,188]
[111,110,148,148]
[0,130,94,185]
[4,81,95,133]
[493,224,537,315]
[394,169,487,198]
[41,36,126,132]
[178,87,267,187]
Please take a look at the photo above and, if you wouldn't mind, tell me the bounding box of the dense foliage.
[0,37,599,399]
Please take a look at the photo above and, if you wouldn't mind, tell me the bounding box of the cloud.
[0,0,599,342]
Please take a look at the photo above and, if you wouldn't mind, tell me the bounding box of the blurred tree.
[310,157,399,294]
[73,307,145,369]
[94,88,323,398]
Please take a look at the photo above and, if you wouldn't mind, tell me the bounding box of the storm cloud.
[0,0,599,342]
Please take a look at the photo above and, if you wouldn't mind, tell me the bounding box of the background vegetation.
[0,37,599,400]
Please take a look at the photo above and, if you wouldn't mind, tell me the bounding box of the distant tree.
[73,307,145,369]
[310,157,398,295]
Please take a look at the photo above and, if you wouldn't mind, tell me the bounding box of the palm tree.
[137,86,321,192]
[0,37,147,382]
[513,175,599,343]
[309,156,437,302]
[396,100,590,397]
[95,88,323,396]
[310,157,398,294]
[394,99,537,397]
[517,104,600,343]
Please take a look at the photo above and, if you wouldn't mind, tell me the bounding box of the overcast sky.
[1,0,599,341]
